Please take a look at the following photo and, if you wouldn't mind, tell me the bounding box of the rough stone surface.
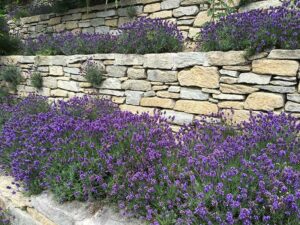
[49,66,63,76]
[219,69,239,77]
[213,94,245,100]
[268,49,300,60]
[156,91,180,99]
[99,89,124,96]
[218,101,244,110]
[255,85,296,93]
[63,67,80,75]
[238,73,271,85]
[106,66,127,77]
[194,11,210,27]
[220,84,258,94]
[239,0,282,12]
[161,0,181,9]
[168,86,181,93]
[161,110,194,125]
[43,77,58,89]
[287,94,300,103]
[115,55,144,66]
[178,66,220,88]
[140,97,175,109]
[285,101,300,112]
[147,70,178,83]
[125,91,144,105]
[245,92,284,111]
[101,78,122,90]
[173,52,207,68]
[207,51,247,66]
[121,80,151,91]
[57,80,80,92]
[127,68,146,79]
[173,6,199,17]
[220,77,238,84]
[180,87,209,100]
[174,100,218,115]
[144,54,175,69]
[252,59,299,77]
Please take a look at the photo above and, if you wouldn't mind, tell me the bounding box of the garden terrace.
[0,95,300,225]
[0,1,300,225]
[6,0,283,49]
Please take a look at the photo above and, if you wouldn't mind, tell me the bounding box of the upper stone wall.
[7,0,282,50]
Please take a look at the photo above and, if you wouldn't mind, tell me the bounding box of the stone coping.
[1,50,300,68]
[0,175,144,225]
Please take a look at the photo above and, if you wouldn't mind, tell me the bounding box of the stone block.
[125,91,144,105]
[161,110,194,125]
[268,49,300,60]
[194,11,210,27]
[252,59,299,76]
[127,68,146,79]
[173,6,199,17]
[49,66,63,76]
[156,91,180,99]
[161,0,181,10]
[174,100,218,115]
[285,101,300,112]
[238,73,271,85]
[57,80,80,92]
[180,87,209,100]
[140,97,175,109]
[178,66,219,88]
[106,66,127,77]
[245,92,284,111]
[220,84,258,94]
[101,78,122,90]
[207,51,247,66]
[121,80,151,91]
[147,70,177,83]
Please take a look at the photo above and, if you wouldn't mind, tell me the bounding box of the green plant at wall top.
[126,5,137,18]
[31,72,43,89]
[0,65,22,91]
[207,0,237,21]
[83,61,105,87]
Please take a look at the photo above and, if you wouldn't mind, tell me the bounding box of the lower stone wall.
[0,175,143,225]
[0,49,300,125]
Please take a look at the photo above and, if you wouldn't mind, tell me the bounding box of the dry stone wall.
[7,0,282,49]
[1,49,300,126]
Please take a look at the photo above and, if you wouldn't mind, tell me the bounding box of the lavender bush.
[198,6,300,55]
[23,17,183,55]
[0,208,10,225]
[117,17,184,54]
[0,95,300,224]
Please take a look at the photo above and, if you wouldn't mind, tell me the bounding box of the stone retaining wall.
[7,0,282,49]
[0,175,143,225]
[1,49,300,126]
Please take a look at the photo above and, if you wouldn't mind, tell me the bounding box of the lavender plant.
[23,17,184,55]
[117,17,184,54]
[0,208,10,225]
[30,72,43,89]
[0,95,300,224]
[198,6,300,55]
[83,60,105,87]
[0,65,22,91]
